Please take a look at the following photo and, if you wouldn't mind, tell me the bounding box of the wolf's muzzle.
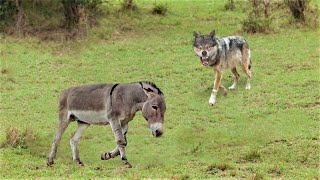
[201,57,209,66]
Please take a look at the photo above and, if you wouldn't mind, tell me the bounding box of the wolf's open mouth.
[201,57,209,66]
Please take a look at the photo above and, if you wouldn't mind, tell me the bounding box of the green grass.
[1,0,319,179]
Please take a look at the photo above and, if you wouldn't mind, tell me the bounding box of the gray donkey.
[47,81,166,168]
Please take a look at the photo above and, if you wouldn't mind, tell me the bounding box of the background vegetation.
[1,0,319,179]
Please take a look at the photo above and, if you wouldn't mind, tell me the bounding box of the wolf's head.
[193,30,218,66]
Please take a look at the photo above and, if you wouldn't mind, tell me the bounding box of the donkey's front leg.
[101,124,128,160]
[109,121,132,168]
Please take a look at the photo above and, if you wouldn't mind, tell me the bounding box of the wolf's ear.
[193,31,199,38]
[209,30,216,37]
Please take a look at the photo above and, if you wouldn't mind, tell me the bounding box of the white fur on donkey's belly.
[68,110,109,125]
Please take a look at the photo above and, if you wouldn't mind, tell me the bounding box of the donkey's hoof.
[101,152,111,160]
[124,162,132,168]
[76,160,84,166]
[47,159,54,167]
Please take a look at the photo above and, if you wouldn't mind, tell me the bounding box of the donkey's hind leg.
[70,121,90,166]
[47,110,70,166]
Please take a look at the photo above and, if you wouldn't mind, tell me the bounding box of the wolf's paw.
[219,87,228,96]
[209,97,216,106]
[245,84,251,90]
[222,90,228,96]
[228,83,237,90]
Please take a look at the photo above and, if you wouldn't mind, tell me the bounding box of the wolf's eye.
[197,46,202,51]
[207,47,212,50]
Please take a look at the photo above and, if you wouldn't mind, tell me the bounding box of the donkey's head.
[141,83,166,137]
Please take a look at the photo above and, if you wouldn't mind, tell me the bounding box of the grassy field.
[1,0,319,179]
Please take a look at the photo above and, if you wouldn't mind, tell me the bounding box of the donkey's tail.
[59,89,71,111]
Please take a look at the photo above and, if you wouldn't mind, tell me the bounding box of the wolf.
[193,30,252,106]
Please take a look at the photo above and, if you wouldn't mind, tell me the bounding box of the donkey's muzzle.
[150,123,163,137]
[153,129,163,137]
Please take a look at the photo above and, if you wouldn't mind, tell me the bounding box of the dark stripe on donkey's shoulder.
[109,84,119,107]
[110,84,119,96]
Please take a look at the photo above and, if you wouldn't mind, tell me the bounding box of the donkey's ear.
[209,30,216,37]
[142,84,157,97]
[193,31,199,38]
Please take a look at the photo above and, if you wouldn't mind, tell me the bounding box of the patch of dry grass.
[1,126,36,149]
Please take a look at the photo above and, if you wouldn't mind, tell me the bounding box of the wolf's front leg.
[209,90,217,106]
[109,121,132,168]
[209,70,222,106]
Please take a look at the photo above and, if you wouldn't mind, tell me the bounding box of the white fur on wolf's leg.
[208,95,216,106]
[245,80,251,90]
[245,83,251,90]
[208,90,218,106]
[228,82,237,90]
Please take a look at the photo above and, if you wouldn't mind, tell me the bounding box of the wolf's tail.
[246,43,251,70]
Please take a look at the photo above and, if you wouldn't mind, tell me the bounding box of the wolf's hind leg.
[229,68,240,90]
[241,62,252,90]
[241,46,252,90]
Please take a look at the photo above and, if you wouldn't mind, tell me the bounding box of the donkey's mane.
[139,81,163,95]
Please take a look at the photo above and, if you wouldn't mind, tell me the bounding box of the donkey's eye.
[152,105,158,110]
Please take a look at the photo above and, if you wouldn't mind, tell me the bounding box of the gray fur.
[47,81,166,168]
